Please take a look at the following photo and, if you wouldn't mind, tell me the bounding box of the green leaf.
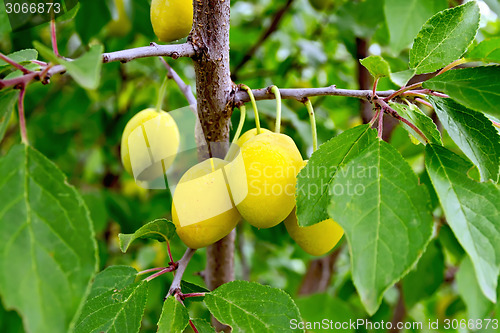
[74,281,148,333]
[32,41,60,64]
[328,139,434,315]
[204,281,303,333]
[33,42,103,90]
[390,69,416,87]
[402,241,445,309]
[0,144,98,333]
[390,102,443,145]
[0,90,19,143]
[467,37,500,63]
[118,218,176,253]
[0,49,38,69]
[424,66,500,118]
[88,266,138,299]
[296,294,355,333]
[62,45,104,90]
[428,96,500,183]
[181,280,208,304]
[191,318,215,332]
[457,257,495,320]
[425,144,500,303]
[296,125,376,227]
[409,1,480,74]
[157,296,190,333]
[360,55,391,78]
[384,0,447,54]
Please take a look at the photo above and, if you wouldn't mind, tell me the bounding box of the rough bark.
[190,1,234,331]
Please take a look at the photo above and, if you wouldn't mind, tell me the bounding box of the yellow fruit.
[120,108,180,181]
[107,0,132,37]
[226,128,272,161]
[285,208,344,256]
[150,0,193,42]
[172,158,241,249]
[228,132,303,228]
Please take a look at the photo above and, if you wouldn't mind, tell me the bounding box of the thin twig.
[145,265,177,282]
[372,77,379,98]
[369,108,381,126]
[377,99,428,143]
[234,85,395,103]
[18,85,28,144]
[0,53,32,74]
[138,267,168,275]
[415,98,433,109]
[377,107,384,139]
[50,19,59,57]
[166,241,175,264]
[492,120,500,129]
[166,248,196,298]
[103,43,195,63]
[384,82,423,102]
[232,0,295,79]
[159,57,197,107]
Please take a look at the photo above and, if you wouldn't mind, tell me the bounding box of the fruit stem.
[232,105,246,144]
[270,85,282,133]
[436,58,466,76]
[156,75,169,113]
[241,84,261,134]
[304,98,318,152]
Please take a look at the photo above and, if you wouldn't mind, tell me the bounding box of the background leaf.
[296,125,376,227]
[428,96,500,183]
[457,257,495,320]
[204,281,303,333]
[467,37,500,63]
[0,144,98,333]
[157,296,189,333]
[384,0,447,54]
[328,139,434,315]
[118,218,176,253]
[401,241,445,309]
[409,1,480,74]
[296,294,355,333]
[425,144,500,303]
[424,66,500,117]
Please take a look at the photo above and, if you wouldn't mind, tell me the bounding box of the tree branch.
[167,248,196,297]
[103,43,195,63]
[234,85,395,103]
[1,43,196,91]
[232,0,295,80]
[159,57,197,106]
